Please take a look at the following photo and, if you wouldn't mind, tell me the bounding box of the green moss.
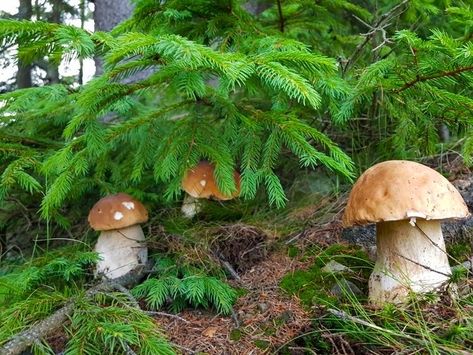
[254,339,270,350]
[447,242,472,264]
[280,245,372,307]
[229,328,243,341]
[287,245,300,258]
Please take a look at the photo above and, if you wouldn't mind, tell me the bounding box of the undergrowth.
[132,256,237,314]
[65,292,175,355]
[279,244,473,354]
[0,244,237,354]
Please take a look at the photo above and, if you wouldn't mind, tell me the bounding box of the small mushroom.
[88,193,149,279]
[342,160,470,306]
[181,161,240,218]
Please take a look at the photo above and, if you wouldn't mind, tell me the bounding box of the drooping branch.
[394,65,473,93]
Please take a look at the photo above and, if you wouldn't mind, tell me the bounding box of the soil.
[212,224,269,273]
[152,253,312,354]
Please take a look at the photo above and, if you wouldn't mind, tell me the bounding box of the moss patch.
[280,244,372,307]
[447,241,472,264]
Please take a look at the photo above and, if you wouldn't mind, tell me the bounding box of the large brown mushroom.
[343,160,470,305]
[181,161,240,218]
[88,193,148,279]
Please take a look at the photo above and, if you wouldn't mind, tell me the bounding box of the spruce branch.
[394,65,473,92]
[0,266,149,355]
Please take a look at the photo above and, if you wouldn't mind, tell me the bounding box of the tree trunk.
[16,0,32,89]
[93,0,134,75]
[244,0,271,16]
[46,0,62,84]
[78,0,86,85]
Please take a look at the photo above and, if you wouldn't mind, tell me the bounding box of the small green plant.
[66,293,174,355]
[132,257,237,314]
[0,248,175,354]
[0,247,98,306]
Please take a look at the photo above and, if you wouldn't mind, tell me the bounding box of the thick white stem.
[369,219,451,305]
[181,193,202,218]
[94,224,147,279]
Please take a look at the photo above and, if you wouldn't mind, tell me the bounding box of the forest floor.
[156,252,313,354]
[2,155,473,355]
[145,155,473,354]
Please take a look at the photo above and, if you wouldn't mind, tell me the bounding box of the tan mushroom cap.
[88,193,149,231]
[343,160,470,227]
[181,161,241,201]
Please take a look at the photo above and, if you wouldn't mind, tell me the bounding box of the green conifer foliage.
[0,0,472,223]
[0,248,174,354]
[132,257,237,314]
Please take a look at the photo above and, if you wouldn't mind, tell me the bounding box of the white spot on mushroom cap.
[200,179,207,187]
[114,211,124,220]
[122,201,135,210]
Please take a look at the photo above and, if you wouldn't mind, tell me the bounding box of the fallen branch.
[111,282,141,308]
[215,252,241,281]
[0,266,148,355]
[145,311,189,323]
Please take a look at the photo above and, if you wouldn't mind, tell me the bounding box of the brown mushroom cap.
[343,160,470,227]
[181,161,240,201]
[88,193,149,231]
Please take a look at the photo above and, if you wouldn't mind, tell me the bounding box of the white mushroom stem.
[181,193,202,218]
[94,224,148,280]
[369,219,451,305]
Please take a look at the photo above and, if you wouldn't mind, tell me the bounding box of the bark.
[46,0,62,84]
[244,0,272,16]
[93,0,134,75]
[16,0,32,89]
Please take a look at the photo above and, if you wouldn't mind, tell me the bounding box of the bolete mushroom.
[342,160,470,305]
[181,161,241,218]
[88,193,149,279]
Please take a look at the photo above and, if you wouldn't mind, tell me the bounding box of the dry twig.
[342,0,410,74]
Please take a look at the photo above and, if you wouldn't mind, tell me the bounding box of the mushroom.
[88,193,149,279]
[342,160,470,305]
[181,161,241,218]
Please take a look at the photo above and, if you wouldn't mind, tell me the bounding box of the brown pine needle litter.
[151,252,313,354]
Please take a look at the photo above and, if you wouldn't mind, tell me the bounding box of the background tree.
[15,0,32,89]
[93,0,133,75]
